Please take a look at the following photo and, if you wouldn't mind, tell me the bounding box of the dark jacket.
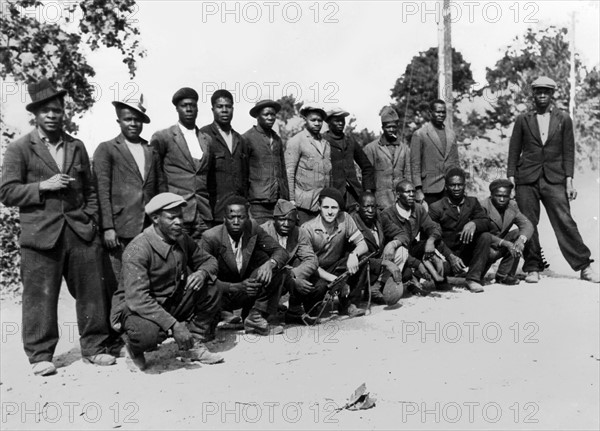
[0,129,98,249]
[150,124,212,223]
[479,197,534,243]
[380,203,441,246]
[507,107,575,184]
[243,125,288,203]
[199,122,249,220]
[93,134,165,238]
[351,211,386,273]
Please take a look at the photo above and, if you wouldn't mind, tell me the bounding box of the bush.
[0,204,22,298]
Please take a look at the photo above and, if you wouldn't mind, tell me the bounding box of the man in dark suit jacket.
[508,76,598,283]
[150,87,213,239]
[200,196,289,335]
[0,79,115,376]
[410,99,459,206]
[428,169,492,292]
[200,89,249,222]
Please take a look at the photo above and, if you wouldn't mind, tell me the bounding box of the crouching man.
[111,193,224,371]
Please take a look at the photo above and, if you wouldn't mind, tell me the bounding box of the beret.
[531,77,557,90]
[172,87,199,106]
[325,109,350,121]
[300,104,327,119]
[273,199,297,217]
[112,99,151,124]
[249,99,281,118]
[145,192,187,215]
[319,187,345,211]
[380,106,400,123]
[489,179,514,193]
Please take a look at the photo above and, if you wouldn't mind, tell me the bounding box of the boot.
[182,340,224,364]
[244,309,283,335]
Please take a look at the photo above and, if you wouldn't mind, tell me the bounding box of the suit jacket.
[507,107,575,184]
[479,197,534,242]
[200,220,288,283]
[260,220,318,280]
[93,134,165,238]
[410,122,459,194]
[351,212,386,273]
[200,122,249,220]
[150,124,212,223]
[0,129,98,249]
[380,203,441,246]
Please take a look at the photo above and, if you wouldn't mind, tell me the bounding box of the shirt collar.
[37,127,63,147]
[447,197,465,208]
[145,225,180,260]
[178,122,197,133]
[379,135,400,146]
[313,214,342,235]
[395,203,412,220]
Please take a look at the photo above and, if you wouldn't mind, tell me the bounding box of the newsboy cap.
[380,106,400,123]
[273,199,297,217]
[325,108,350,121]
[112,98,151,124]
[319,187,345,211]
[299,104,327,119]
[172,87,199,106]
[489,179,514,193]
[249,99,281,118]
[145,192,187,215]
[25,78,67,113]
[531,76,557,90]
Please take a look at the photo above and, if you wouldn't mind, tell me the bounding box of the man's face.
[319,197,339,224]
[358,195,377,224]
[35,99,64,134]
[430,103,447,128]
[274,212,297,237]
[257,107,277,130]
[224,204,248,240]
[305,112,323,135]
[117,108,143,141]
[533,87,553,110]
[176,98,198,128]
[491,187,511,211]
[153,207,184,242]
[445,175,466,201]
[396,183,416,209]
[211,97,234,126]
[327,116,345,135]
[382,121,399,141]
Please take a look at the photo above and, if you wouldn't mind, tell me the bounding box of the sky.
[2,0,599,154]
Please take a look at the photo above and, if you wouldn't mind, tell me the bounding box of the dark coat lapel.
[425,122,445,156]
[546,108,561,143]
[219,226,240,275]
[114,134,143,181]
[240,228,257,276]
[29,131,61,173]
[63,136,77,174]
[171,125,196,169]
[525,112,542,145]
[285,227,300,261]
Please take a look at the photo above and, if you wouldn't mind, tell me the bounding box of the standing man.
[410,99,459,206]
[243,99,288,224]
[508,76,598,283]
[324,109,375,212]
[151,87,212,239]
[363,106,411,211]
[200,89,249,222]
[285,105,332,224]
[0,79,115,376]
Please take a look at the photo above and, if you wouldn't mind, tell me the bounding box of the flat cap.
[531,76,557,90]
[300,104,327,119]
[112,98,151,124]
[319,187,345,211]
[172,87,199,106]
[145,192,187,215]
[489,179,514,193]
[325,108,350,121]
[273,199,297,217]
[380,106,400,123]
[250,99,281,118]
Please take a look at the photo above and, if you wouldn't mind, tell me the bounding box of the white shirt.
[536,112,551,144]
[277,233,288,249]
[178,123,204,160]
[229,235,243,273]
[396,203,412,220]
[125,139,145,179]
[217,125,234,154]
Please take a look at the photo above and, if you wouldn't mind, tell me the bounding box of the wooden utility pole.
[569,12,576,120]
[438,0,453,128]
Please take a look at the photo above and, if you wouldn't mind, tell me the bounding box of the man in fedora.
[243,99,288,224]
[150,87,213,239]
[508,76,599,283]
[324,108,375,213]
[111,193,224,371]
[0,78,115,376]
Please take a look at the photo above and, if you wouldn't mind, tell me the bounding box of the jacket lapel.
[29,131,61,173]
[425,123,445,156]
[62,136,76,174]
[546,108,561,143]
[171,125,196,169]
[209,123,233,155]
[485,198,503,233]
[219,227,240,275]
[286,228,300,263]
[525,112,543,145]
[142,141,152,183]
[114,134,144,181]
[239,228,257,276]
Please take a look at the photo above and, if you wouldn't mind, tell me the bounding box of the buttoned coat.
[93,134,165,239]
[410,122,459,194]
[0,129,98,249]
[479,197,534,241]
[507,108,575,184]
[150,124,212,223]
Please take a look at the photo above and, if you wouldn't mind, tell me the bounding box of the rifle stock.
[325,251,377,296]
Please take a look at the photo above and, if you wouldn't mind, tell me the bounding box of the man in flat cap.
[200,89,249,222]
[324,109,375,213]
[150,87,213,239]
[508,76,598,283]
[285,105,332,224]
[260,199,319,324]
[364,106,412,211]
[0,78,115,376]
[301,188,369,318]
[242,99,288,224]
[479,179,533,285]
[111,192,224,371]
[410,99,459,207]
[200,196,289,335]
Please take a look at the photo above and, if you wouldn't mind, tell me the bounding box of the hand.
[459,222,476,244]
[449,254,467,274]
[39,174,74,192]
[502,240,520,258]
[416,262,432,280]
[186,269,207,291]
[513,238,525,255]
[423,239,436,260]
[241,278,262,296]
[382,260,402,282]
[255,260,275,285]
[294,278,314,295]
[172,321,194,350]
[347,253,359,274]
[566,179,577,201]
[415,188,425,203]
[102,229,120,249]
[383,242,397,262]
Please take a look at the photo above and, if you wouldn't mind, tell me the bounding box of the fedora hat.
[112,96,150,124]
[25,78,67,113]
[249,99,281,118]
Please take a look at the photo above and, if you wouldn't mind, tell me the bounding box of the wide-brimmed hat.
[25,78,67,113]
[250,99,281,118]
[300,104,327,119]
[112,98,150,124]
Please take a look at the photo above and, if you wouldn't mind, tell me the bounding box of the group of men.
[1,76,598,376]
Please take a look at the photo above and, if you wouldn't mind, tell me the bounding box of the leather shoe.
[525,271,540,283]
[82,353,116,366]
[182,341,224,364]
[495,273,520,285]
[580,265,600,283]
[244,309,283,335]
[32,361,56,376]
[340,304,366,318]
[465,280,484,293]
